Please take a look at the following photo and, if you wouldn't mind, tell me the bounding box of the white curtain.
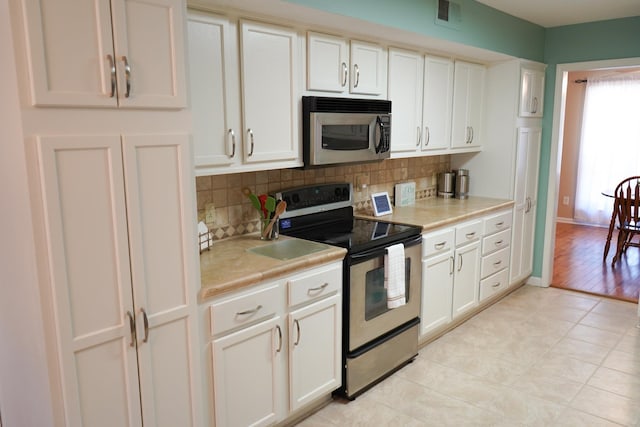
[574,75,640,226]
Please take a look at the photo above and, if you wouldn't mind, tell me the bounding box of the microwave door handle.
[375,116,384,153]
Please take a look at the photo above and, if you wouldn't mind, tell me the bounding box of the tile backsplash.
[196,155,450,240]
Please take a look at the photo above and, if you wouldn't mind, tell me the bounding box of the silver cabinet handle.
[493,260,502,267]
[495,240,504,246]
[107,54,116,98]
[140,308,149,343]
[449,256,454,275]
[457,254,463,272]
[466,126,471,144]
[434,242,446,250]
[275,325,282,353]
[126,311,135,347]
[495,221,504,228]
[416,126,421,147]
[247,129,254,156]
[341,62,348,87]
[492,282,501,288]
[525,197,531,213]
[236,304,262,316]
[308,283,329,293]
[532,97,538,114]
[466,232,476,239]
[293,319,301,346]
[227,129,236,158]
[121,56,131,98]
[353,64,360,88]
[469,126,474,143]
[424,126,430,146]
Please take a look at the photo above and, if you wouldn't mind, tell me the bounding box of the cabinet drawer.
[210,283,281,337]
[483,211,512,236]
[288,264,341,307]
[455,220,482,247]
[480,268,509,301]
[481,247,510,279]
[482,228,511,256]
[422,228,455,258]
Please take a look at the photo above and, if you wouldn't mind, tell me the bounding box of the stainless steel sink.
[247,239,331,261]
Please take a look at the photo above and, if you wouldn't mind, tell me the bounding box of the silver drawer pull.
[434,241,446,250]
[493,260,502,266]
[308,283,329,293]
[236,304,262,316]
[495,221,504,227]
[492,282,501,288]
[466,232,476,239]
[495,240,504,246]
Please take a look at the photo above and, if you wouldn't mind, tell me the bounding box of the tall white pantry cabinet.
[13,0,203,426]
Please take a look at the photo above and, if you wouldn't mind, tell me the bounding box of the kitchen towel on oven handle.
[384,243,406,308]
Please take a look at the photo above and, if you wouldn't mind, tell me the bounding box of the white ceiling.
[475,0,640,28]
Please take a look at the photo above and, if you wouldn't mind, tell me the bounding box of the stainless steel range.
[276,183,422,399]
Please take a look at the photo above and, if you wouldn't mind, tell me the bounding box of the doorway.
[542,57,640,302]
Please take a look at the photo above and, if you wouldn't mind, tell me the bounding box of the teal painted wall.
[532,16,640,277]
[286,0,545,61]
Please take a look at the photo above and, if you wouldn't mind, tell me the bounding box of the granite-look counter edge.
[356,196,514,231]
[199,234,347,301]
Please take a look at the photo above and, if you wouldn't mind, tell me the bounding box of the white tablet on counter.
[371,192,392,216]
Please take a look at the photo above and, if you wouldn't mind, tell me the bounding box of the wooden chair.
[611,176,640,266]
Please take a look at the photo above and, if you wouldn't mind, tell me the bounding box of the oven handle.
[349,234,422,262]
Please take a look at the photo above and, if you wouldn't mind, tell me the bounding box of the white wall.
[0,2,54,425]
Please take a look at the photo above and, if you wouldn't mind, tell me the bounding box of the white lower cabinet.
[479,210,512,301]
[207,261,342,426]
[34,133,201,426]
[421,220,481,338]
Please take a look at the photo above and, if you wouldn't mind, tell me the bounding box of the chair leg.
[612,230,627,266]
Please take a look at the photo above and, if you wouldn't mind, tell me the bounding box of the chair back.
[614,176,640,229]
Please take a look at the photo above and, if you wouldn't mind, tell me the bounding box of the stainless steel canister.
[455,169,469,199]
[437,172,455,198]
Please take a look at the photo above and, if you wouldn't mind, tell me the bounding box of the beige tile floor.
[298,285,640,427]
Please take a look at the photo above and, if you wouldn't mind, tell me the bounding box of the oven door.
[347,236,421,351]
[309,112,390,166]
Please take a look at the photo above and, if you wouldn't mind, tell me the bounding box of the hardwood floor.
[551,222,640,302]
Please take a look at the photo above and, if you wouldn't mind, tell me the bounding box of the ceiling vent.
[436,0,462,29]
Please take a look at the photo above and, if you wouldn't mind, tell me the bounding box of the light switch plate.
[394,182,416,207]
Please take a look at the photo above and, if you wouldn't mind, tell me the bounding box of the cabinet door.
[422,56,454,151]
[22,0,117,107]
[289,294,341,411]
[451,61,485,149]
[388,48,424,156]
[421,250,454,336]
[188,12,242,171]
[122,134,201,426]
[240,20,300,163]
[212,317,283,427]
[350,40,387,96]
[452,241,481,318]
[519,68,545,117]
[307,32,349,92]
[37,135,141,426]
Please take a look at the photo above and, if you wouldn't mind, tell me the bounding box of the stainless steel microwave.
[302,96,391,167]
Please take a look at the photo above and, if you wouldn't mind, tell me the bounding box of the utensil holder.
[260,217,279,240]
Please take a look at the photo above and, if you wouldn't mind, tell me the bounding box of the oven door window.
[364,258,411,321]
[322,124,370,150]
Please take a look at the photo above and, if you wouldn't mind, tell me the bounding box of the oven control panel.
[276,183,352,217]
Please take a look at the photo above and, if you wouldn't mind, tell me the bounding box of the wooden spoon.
[262,200,287,238]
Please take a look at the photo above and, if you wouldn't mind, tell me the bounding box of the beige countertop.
[199,234,347,301]
[356,196,514,232]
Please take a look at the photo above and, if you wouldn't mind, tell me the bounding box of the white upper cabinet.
[187,14,303,175]
[519,65,546,117]
[22,0,187,108]
[240,20,301,164]
[388,50,455,157]
[188,12,242,171]
[307,32,387,97]
[388,48,424,155]
[451,61,485,149]
[422,56,454,151]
